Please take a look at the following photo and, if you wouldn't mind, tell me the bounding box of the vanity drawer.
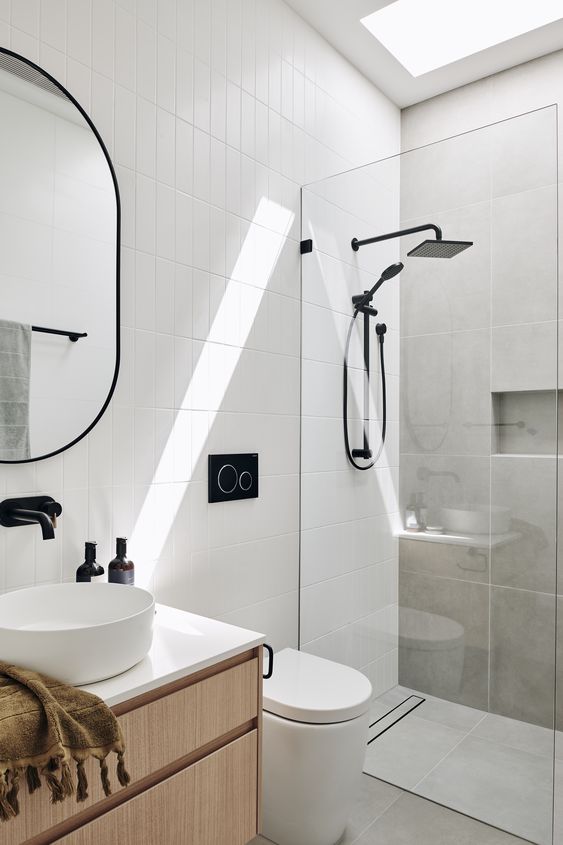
[118,654,259,777]
[57,731,258,845]
[10,651,260,845]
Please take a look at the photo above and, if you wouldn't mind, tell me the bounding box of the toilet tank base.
[262,709,369,845]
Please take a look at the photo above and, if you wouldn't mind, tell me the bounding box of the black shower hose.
[343,312,387,471]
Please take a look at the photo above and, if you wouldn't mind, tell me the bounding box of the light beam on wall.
[131,198,295,587]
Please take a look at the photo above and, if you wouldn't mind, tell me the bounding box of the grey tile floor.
[250,772,528,845]
[364,685,555,845]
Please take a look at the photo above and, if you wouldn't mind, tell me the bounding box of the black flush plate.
[208,453,259,503]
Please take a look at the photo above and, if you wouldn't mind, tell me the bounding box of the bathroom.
[0,0,562,844]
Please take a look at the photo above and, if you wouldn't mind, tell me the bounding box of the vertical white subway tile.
[193,57,211,132]
[156,107,175,186]
[40,0,66,50]
[193,0,210,64]
[157,33,176,112]
[115,85,137,169]
[175,117,193,194]
[175,190,193,266]
[156,182,175,259]
[155,257,175,334]
[135,173,156,253]
[226,80,241,150]
[157,0,176,41]
[210,68,226,142]
[193,127,210,201]
[12,0,39,37]
[226,0,241,85]
[135,251,156,330]
[137,19,157,102]
[136,96,157,177]
[67,0,90,64]
[176,47,194,123]
[115,5,136,91]
[210,0,226,76]
[92,0,114,77]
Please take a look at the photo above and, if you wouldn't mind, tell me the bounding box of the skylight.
[361,0,563,77]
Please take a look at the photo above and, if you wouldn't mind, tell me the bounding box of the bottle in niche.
[108,537,135,586]
[76,541,104,583]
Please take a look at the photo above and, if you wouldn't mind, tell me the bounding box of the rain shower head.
[351,223,473,261]
[407,239,473,259]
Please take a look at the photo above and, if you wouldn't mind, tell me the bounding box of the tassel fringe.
[76,761,88,803]
[6,769,20,816]
[0,772,16,822]
[0,751,130,822]
[116,752,131,788]
[26,766,41,794]
[100,758,111,797]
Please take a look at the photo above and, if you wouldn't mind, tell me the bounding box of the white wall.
[0,0,399,653]
[300,155,401,698]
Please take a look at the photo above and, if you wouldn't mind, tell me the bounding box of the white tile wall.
[0,0,399,654]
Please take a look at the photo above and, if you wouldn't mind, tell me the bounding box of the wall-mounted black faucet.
[0,496,62,540]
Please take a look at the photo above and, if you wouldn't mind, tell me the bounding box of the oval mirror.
[0,49,119,463]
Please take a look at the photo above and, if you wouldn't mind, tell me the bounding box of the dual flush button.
[208,454,259,503]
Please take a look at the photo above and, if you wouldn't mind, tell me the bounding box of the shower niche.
[492,391,559,455]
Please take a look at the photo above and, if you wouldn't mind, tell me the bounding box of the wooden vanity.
[6,609,264,845]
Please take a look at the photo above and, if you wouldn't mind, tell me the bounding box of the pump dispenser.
[76,541,104,582]
[108,537,135,585]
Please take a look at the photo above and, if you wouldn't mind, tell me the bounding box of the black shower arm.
[351,223,443,252]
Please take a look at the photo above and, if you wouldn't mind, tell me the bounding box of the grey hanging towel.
[0,319,31,460]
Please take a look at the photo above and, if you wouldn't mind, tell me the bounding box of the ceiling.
[284,0,563,107]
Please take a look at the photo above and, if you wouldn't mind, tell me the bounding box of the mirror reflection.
[0,51,118,462]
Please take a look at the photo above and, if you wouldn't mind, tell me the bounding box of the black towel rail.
[31,325,87,342]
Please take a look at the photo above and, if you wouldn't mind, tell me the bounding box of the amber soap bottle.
[108,537,135,585]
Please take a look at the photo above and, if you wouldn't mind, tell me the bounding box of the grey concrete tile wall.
[399,570,489,710]
[399,538,489,584]
[490,586,555,728]
[491,455,557,594]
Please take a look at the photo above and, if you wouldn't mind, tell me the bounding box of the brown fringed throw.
[0,661,131,821]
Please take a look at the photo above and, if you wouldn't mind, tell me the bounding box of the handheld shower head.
[381,261,404,281]
[353,262,404,312]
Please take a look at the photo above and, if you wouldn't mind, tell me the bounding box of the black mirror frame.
[0,47,120,464]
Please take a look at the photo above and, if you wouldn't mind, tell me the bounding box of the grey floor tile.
[340,774,402,844]
[364,714,465,789]
[471,712,554,758]
[354,792,530,845]
[415,735,553,844]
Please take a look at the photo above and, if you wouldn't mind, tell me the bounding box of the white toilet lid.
[263,648,373,725]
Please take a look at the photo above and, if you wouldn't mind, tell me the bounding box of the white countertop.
[80,604,265,708]
[396,529,521,549]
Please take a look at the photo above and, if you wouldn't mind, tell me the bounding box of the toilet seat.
[263,648,372,725]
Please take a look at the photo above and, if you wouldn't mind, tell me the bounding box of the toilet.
[262,648,372,845]
[399,607,465,698]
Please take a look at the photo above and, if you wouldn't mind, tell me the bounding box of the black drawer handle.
[263,644,274,680]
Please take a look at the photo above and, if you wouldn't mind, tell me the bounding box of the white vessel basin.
[0,583,155,685]
[440,505,511,535]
